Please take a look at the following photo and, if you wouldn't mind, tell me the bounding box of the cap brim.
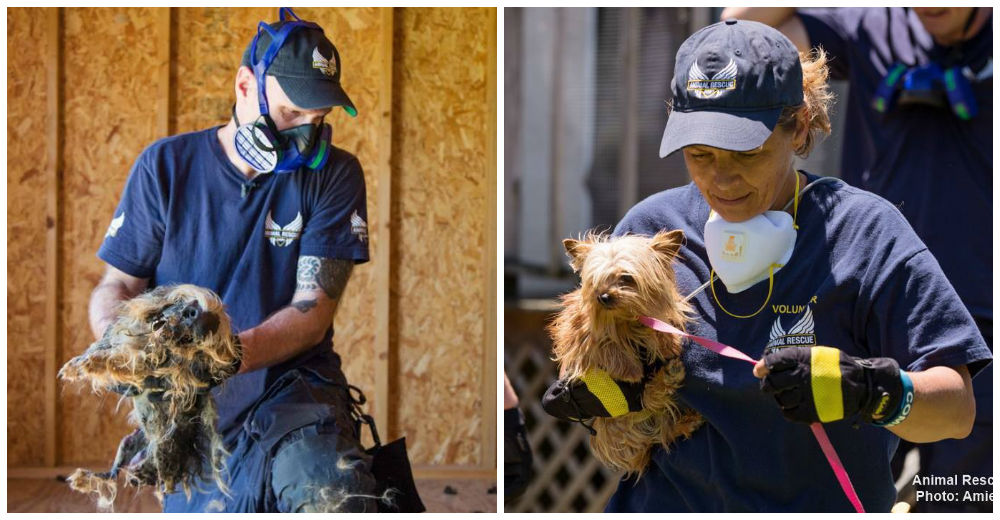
[658,107,782,158]
[276,76,358,117]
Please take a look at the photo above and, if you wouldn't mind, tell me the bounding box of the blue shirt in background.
[797,7,992,323]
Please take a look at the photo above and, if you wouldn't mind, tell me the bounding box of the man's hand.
[89,265,149,340]
[753,346,904,424]
[542,369,646,420]
[236,256,352,374]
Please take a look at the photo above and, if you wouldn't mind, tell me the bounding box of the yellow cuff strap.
[811,346,844,422]
[580,369,630,417]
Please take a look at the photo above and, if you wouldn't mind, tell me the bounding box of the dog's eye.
[620,274,635,286]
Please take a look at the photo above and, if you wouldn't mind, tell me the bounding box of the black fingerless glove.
[760,346,905,424]
[541,369,646,421]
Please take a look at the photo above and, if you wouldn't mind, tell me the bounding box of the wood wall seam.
[373,6,395,440]
[480,7,498,471]
[156,7,173,138]
[44,6,64,469]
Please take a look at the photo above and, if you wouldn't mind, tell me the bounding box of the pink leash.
[640,316,866,513]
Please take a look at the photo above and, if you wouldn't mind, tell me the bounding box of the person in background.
[722,7,992,512]
[505,371,534,498]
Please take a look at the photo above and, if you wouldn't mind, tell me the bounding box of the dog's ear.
[563,238,593,271]
[650,229,684,260]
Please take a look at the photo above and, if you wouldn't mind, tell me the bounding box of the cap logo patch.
[687,58,738,99]
[311,47,337,77]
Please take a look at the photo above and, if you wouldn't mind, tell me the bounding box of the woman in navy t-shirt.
[600,19,990,512]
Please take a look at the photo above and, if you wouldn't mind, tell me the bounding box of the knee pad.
[271,429,379,513]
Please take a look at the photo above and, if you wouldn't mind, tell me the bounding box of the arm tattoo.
[296,256,354,300]
[297,257,322,292]
[291,299,318,313]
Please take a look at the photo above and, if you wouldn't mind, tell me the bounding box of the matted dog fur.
[59,284,241,511]
[549,231,704,475]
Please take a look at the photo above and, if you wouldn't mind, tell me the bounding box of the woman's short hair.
[777,47,834,158]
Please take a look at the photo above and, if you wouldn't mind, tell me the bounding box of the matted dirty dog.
[60,284,422,512]
[59,284,241,510]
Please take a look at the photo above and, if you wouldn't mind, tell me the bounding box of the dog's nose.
[193,311,220,337]
[171,302,220,337]
[598,293,615,307]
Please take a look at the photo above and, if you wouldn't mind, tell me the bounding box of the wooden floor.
[7,476,497,513]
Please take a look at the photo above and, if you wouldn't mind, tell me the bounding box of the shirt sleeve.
[96,147,166,278]
[863,249,993,379]
[298,154,370,263]
[797,8,866,80]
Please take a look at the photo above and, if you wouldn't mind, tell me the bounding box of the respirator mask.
[234,9,333,174]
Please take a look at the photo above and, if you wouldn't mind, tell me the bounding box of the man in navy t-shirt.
[89,11,377,512]
[723,7,992,512]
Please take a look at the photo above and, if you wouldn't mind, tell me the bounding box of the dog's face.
[563,230,685,319]
[59,284,240,402]
[146,289,222,346]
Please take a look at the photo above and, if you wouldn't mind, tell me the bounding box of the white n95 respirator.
[704,210,797,294]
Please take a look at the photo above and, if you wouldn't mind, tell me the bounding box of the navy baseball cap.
[659,19,803,157]
[241,20,357,116]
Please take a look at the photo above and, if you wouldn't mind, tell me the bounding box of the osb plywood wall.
[7,7,50,468]
[394,8,493,466]
[6,6,496,474]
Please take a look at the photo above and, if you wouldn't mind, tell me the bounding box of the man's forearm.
[237,298,337,373]
[89,282,136,339]
[237,256,353,374]
[89,266,150,340]
[888,365,975,443]
[720,7,796,26]
[719,8,810,54]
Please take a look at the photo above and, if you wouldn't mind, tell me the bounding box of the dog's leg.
[107,428,148,480]
[670,408,705,440]
[662,357,685,387]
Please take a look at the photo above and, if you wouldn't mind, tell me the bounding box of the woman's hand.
[753,346,905,424]
[753,346,976,442]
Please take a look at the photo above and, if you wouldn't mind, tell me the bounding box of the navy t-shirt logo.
[264,210,303,247]
[766,305,817,351]
[350,210,367,243]
[105,212,125,238]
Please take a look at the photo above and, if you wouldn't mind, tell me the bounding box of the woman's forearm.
[888,365,975,443]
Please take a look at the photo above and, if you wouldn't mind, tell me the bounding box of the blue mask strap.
[247,8,322,117]
[943,67,977,120]
[251,22,299,116]
[279,7,303,22]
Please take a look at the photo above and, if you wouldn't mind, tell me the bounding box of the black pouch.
[352,390,426,513]
[367,436,425,513]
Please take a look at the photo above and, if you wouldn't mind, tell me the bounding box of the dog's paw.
[673,409,705,439]
[663,357,685,384]
[58,356,87,381]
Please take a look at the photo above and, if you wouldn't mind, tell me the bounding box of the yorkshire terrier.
[548,230,704,474]
[59,284,241,511]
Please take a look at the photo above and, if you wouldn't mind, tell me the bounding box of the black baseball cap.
[659,19,802,157]
[241,20,357,116]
